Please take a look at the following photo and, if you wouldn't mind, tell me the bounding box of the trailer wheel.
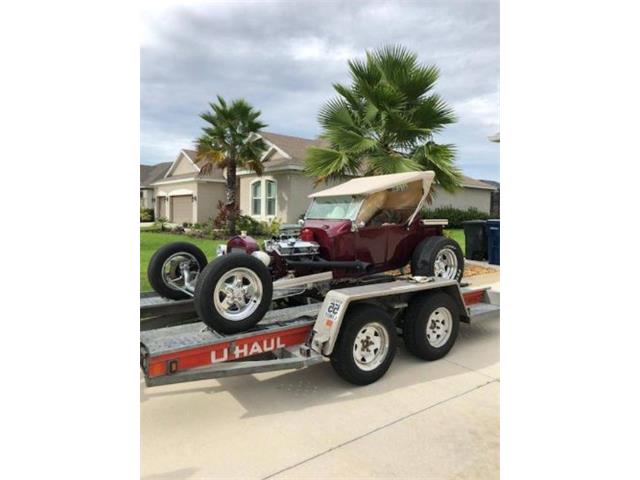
[147,242,208,300]
[194,253,273,334]
[403,292,460,360]
[330,304,397,385]
[411,236,464,282]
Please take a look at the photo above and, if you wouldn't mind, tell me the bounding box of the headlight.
[216,245,227,257]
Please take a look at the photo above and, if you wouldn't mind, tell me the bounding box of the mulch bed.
[463,263,498,277]
[387,261,498,278]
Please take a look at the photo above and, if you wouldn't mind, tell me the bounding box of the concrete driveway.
[141,274,499,479]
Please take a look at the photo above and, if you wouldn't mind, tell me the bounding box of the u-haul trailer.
[140,277,499,387]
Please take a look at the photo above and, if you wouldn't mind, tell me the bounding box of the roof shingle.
[140,162,171,187]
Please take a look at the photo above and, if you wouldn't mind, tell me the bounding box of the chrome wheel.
[433,248,458,279]
[213,267,263,321]
[352,322,389,371]
[426,307,453,348]
[161,252,201,293]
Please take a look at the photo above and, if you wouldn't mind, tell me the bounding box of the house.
[141,132,497,225]
[480,180,500,217]
[238,132,497,221]
[429,175,496,213]
[237,132,335,223]
[140,162,171,210]
[146,150,227,224]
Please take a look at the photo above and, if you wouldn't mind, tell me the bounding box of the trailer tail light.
[300,228,314,241]
[462,289,485,305]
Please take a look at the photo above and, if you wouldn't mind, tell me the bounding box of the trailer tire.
[403,292,460,361]
[411,236,464,282]
[330,304,397,385]
[194,253,273,334]
[147,242,208,300]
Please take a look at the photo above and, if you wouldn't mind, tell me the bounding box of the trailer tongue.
[140,278,499,387]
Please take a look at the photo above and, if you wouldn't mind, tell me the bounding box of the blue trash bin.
[487,219,500,265]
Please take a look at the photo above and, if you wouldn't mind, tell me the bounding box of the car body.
[223,171,449,279]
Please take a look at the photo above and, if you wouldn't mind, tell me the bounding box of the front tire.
[194,253,273,334]
[403,292,460,361]
[330,304,397,385]
[411,236,464,282]
[147,242,208,300]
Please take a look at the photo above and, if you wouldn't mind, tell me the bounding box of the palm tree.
[305,45,462,195]
[195,96,268,234]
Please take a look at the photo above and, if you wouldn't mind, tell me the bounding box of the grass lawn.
[140,228,466,292]
[444,228,465,252]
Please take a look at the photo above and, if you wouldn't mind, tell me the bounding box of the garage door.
[171,195,193,224]
[157,196,166,219]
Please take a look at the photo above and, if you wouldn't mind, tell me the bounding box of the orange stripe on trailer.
[147,324,314,378]
[462,289,485,306]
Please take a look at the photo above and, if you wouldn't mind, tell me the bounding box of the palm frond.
[412,143,462,192]
[324,127,377,154]
[332,83,362,111]
[304,146,361,183]
[365,149,422,175]
[400,65,440,100]
[318,98,356,130]
[348,57,381,88]
[412,94,456,132]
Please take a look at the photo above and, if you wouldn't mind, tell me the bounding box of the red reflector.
[300,228,314,241]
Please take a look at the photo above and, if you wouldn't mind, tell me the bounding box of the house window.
[266,180,277,216]
[251,181,261,215]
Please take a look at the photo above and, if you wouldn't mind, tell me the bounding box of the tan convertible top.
[308,171,435,198]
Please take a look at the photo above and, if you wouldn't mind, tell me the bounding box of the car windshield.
[306,196,363,221]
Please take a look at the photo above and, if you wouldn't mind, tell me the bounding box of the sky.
[141,0,500,181]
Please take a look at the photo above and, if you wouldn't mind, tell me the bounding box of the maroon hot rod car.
[147,171,464,333]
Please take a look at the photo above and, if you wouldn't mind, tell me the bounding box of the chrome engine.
[264,236,320,258]
[264,224,319,258]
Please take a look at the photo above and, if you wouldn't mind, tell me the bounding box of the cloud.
[141,0,500,180]
[454,92,500,127]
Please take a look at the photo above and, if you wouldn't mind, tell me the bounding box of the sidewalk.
[141,273,500,479]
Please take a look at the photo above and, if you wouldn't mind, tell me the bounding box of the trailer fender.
[309,279,468,356]
[408,284,470,324]
[310,290,352,356]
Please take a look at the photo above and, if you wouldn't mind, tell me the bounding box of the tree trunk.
[226,161,237,235]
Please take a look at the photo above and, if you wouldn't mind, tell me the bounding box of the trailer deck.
[141,276,499,388]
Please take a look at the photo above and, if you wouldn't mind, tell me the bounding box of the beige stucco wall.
[239,171,493,222]
[240,171,345,223]
[429,185,493,213]
[195,182,226,224]
[170,153,198,176]
[239,173,290,221]
[154,181,198,223]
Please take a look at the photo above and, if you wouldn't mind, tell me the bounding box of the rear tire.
[194,253,273,334]
[411,236,464,282]
[147,242,208,300]
[403,292,460,361]
[330,304,397,385]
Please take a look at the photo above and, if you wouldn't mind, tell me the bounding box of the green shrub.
[422,206,494,228]
[154,216,169,231]
[237,215,264,235]
[210,200,267,236]
[261,218,282,236]
[140,207,154,222]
